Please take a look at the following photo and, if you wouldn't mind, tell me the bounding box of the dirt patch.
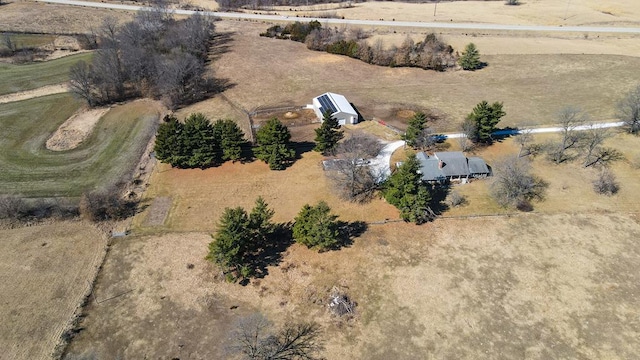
[396,109,416,119]
[143,197,172,227]
[254,108,318,128]
[0,83,69,104]
[0,221,108,360]
[46,107,110,151]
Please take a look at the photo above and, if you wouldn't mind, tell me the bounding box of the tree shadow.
[292,141,316,158]
[329,220,368,250]
[246,222,294,282]
[209,31,235,62]
[428,183,451,217]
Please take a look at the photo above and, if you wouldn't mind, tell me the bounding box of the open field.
[186,21,640,134]
[0,32,57,50]
[0,1,133,34]
[66,211,640,359]
[0,221,108,360]
[0,94,162,197]
[0,52,92,95]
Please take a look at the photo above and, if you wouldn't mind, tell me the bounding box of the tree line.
[261,22,461,71]
[69,6,217,109]
[154,114,297,170]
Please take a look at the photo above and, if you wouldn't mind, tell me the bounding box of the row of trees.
[154,115,297,170]
[70,8,216,108]
[207,197,350,281]
[154,113,246,168]
[262,22,459,71]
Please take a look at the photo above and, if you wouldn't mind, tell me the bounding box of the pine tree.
[314,111,344,155]
[383,154,433,224]
[213,119,245,162]
[154,114,187,167]
[402,111,428,148]
[459,43,481,71]
[183,113,220,168]
[465,101,505,144]
[207,207,251,273]
[255,117,296,170]
[249,196,275,246]
[292,201,340,251]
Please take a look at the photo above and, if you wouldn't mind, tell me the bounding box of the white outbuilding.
[312,92,358,125]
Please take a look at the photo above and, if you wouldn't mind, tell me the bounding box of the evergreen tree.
[213,119,245,162]
[207,207,251,273]
[459,43,481,70]
[206,197,277,280]
[402,111,428,148]
[154,114,187,167]
[255,117,296,170]
[248,196,275,246]
[292,201,340,251]
[383,154,433,224]
[314,111,344,155]
[182,113,220,168]
[465,101,505,144]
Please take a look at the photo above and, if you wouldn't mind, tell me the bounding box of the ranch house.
[312,92,358,125]
[416,151,490,183]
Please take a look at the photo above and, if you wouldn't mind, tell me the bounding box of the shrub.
[593,169,619,196]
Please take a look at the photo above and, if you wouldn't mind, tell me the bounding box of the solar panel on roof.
[318,94,338,115]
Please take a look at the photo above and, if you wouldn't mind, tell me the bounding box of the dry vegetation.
[66,212,640,359]
[0,222,108,360]
[1,1,640,359]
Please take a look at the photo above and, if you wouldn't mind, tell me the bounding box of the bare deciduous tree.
[490,156,547,211]
[593,168,619,196]
[581,126,612,167]
[617,84,640,135]
[228,313,323,360]
[327,133,384,203]
[515,126,534,157]
[69,61,98,106]
[547,106,587,164]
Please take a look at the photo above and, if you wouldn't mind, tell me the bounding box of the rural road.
[36,0,640,34]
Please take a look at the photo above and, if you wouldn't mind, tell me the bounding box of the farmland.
[0,0,639,359]
[0,221,108,360]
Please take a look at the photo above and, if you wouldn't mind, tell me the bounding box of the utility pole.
[434,1,438,17]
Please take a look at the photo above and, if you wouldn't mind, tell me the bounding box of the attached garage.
[312,92,358,125]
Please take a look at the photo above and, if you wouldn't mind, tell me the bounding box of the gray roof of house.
[468,157,490,174]
[434,152,470,177]
[416,152,446,181]
[416,152,490,181]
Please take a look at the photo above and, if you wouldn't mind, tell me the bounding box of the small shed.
[312,92,358,125]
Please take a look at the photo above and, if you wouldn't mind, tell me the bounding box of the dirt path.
[0,83,70,104]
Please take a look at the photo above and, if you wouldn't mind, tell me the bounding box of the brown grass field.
[1,1,639,359]
[200,21,640,133]
[0,222,108,360]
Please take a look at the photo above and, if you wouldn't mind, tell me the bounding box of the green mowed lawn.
[0,52,93,95]
[0,94,159,197]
